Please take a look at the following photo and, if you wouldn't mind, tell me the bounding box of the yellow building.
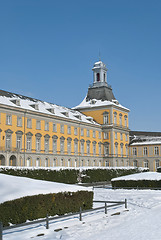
[0,60,130,168]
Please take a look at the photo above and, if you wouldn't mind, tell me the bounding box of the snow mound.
[111,172,161,181]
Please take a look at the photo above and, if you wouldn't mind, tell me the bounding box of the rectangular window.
[120,133,123,141]
[45,121,49,131]
[74,127,78,135]
[125,134,128,141]
[68,126,71,134]
[93,144,96,155]
[103,114,109,124]
[16,135,22,150]
[115,144,118,156]
[36,120,41,130]
[36,137,41,152]
[44,138,49,152]
[6,134,11,149]
[133,147,137,156]
[154,146,159,155]
[114,113,117,124]
[104,145,109,156]
[27,118,32,128]
[121,145,123,156]
[26,136,32,151]
[81,142,84,154]
[17,116,22,127]
[67,141,71,154]
[115,132,117,139]
[104,132,108,139]
[93,130,96,138]
[74,141,78,154]
[99,132,101,139]
[60,124,64,133]
[6,114,12,125]
[143,147,148,156]
[53,139,57,153]
[119,115,122,125]
[86,129,90,137]
[87,143,90,154]
[99,144,102,156]
[60,140,64,153]
[81,128,84,136]
[124,116,127,127]
[53,123,57,132]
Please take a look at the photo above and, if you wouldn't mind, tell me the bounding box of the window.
[93,143,96,156]
[143,147,148,156]
[53,139,57,153]
[87,142,90,154]
[26,136,32,151]
[61,158,64,167]
[44,138,49,152]
[154,146,159,155]
[60,138,64,153]
[53,123,57,132]
[125,144,128,157]
[74,140,78,154]
[17,116,22,127]
[68,126,71,134]
[104,144,109,156]
[124,115,127,127]
[99,143,102,156]
[114,112,117,124]
[115,143,118,156]
[144,160,149,168]
[97,73,100,82]
[133,147,137,156]
[60,124,64,133]
[67,138,71,154]
[86,129,90,137]
[45,121,49,131]
[120,133,123,141]
[26,157,30,167]
[45,158,48,167]
[125,134,128,142]
[81,159,84,167]
[74,127,78,135]
[36,120,41,130]
[36,158,40,167]
[119,114,122,125]
[6,134,11,149]
[156,160,159,170]
[68,159,71,167]
[120,144,123,157]
[93,130,96,138]
[80,128,83,136]
[87,159,90,167]
[27,118,32,128]
[53,158,56,167]
[16,135,22,150]
[74,159,77,167]
[103,114,109,124]
[105,161,109,167]
[99,132,101,139]
[6,115,12,125]
[115,132,117,139]
[104,132,108,139]
[36,137,41,152]
[81,141,84,154]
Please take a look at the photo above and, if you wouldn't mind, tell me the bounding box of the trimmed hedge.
[81,168,148,183]
[0,190,93,227]
[0,168,79,184]
[0,167,148,184]
[111,179,161,189]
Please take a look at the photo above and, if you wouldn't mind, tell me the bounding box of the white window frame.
[36,120,41,130]
[27,118,32,129]
[6,114,12,125]
[45,121,49,131]
[17,116,22,127]
[53,123,57,132]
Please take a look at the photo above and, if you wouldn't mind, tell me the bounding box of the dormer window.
[97,73,100,82]
[30,104,39,110]
[47,108,55,114]
[10,99,20,106]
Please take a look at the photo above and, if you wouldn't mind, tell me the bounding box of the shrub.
[111,179,161,189]
[0,190,93,227]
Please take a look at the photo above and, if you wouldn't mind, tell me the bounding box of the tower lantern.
[92,60,108,87]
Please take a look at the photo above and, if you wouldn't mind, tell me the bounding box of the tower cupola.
[92,60,108,87]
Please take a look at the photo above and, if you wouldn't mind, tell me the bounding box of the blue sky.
[0,0,161,131]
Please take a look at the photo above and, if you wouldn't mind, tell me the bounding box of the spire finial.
[99,49,101,61]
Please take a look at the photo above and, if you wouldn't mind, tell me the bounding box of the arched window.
[104,73,106,82]
[36,157,40,167]
[133,160,137,167]
[97,73,100,82]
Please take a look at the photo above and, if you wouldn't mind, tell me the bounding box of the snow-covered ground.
[3,186,161,239]
[0,174,90,204]
[112,171,161,181]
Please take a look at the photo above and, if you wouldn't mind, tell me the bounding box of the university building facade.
[4,60,161,170]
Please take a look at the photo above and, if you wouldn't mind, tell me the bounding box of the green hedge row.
[81,168,148,183]
[111,180,161,189]
[0,191,93,227]
[0,168,79,184]
[0,167,148,184]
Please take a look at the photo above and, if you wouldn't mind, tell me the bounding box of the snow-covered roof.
[130,136,161,146]
[73,97,130,111]
[0,90,100,126]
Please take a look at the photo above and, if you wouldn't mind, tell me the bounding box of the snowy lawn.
[0,174,91,204]
[112,171,161,181]
[3,187,161,240]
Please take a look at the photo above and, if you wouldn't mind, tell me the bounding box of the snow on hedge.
[0,174,91,204]
[111,172,161,182]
